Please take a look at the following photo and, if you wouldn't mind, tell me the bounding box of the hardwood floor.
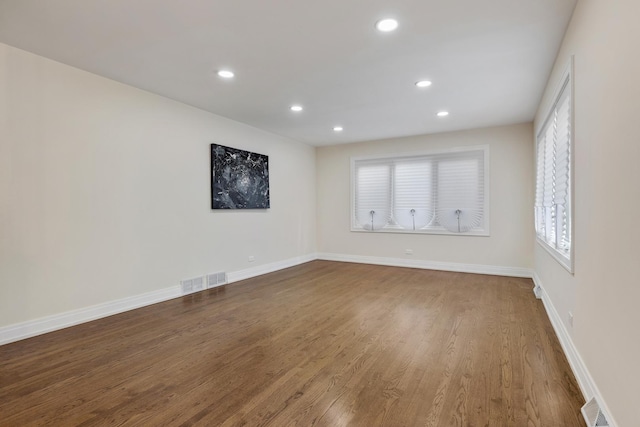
[0,261,584,426]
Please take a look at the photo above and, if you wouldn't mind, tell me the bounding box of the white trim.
[0,252,529,347]
[227,253,318,283]
[350,227,490,237]
[317,252,532,278]
[532,273,618,427]
[0,286,181,346]
[534,56,575,274]
[536,236,573,273]
[535,57,574,137]
[0,253,317,346]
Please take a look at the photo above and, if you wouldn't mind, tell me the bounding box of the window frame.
[534,58,575,273]
[350,145,490,236]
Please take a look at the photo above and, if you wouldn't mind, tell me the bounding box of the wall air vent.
[181,276,205,295]
[206,272,227,289]
[581,397,610,427]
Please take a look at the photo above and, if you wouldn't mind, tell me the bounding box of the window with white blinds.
[535,66,573,271]
[352,146,489,235]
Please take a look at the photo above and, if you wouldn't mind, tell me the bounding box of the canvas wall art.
[211,144,270,209]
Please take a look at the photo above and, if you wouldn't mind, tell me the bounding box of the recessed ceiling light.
[375,18,398,32]
[437,111,449,117]
[290,105,303,112]
[333,126,344,132]
[415,80,432,88]
[217,70,234,79]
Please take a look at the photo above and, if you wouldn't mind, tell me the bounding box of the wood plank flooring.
[0,261,584,426]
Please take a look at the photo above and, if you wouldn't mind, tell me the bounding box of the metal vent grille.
[595,411,608,426]
[182,272,227,295]
[206,272,227,289]
[192,276,204,292]
[582,397,609,427]
[181,275,205,295]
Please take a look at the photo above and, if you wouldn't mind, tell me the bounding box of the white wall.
[534,1,640,425]
[0,43,316,328]
[316,123,534,271]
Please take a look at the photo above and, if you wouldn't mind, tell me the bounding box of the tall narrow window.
[354,162,391,230]
[394,160,433,230]
[535,64,573,271]
[436,152,485,233]
[351,146,489,236]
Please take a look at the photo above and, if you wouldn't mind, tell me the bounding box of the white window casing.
[535,58,574,272]
[351,145,489,236]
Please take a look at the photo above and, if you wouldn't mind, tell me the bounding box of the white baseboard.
[0,253,317,346]
[0,252,535,347]
[0,286,181,346]
[227,253,317,283]
[317,252,533,278]
[532,273,618,427]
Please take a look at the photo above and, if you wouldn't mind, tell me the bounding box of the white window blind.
[535,69,573,271]
[352,147,488,235]
[436,152,485,233]
[355,162,391,230]
[393,160,433,230]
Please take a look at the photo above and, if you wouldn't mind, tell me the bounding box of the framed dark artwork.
[210,144,270,209]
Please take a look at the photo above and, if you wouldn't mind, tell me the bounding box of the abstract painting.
[211,144,270,209]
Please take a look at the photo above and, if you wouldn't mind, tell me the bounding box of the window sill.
[536,237,574,273]
[351,226,490,237]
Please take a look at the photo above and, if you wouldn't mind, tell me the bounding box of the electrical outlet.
[248,255,255,263]
[405,249,413,255]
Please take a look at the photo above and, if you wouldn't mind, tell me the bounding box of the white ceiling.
[0,0,576,146]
